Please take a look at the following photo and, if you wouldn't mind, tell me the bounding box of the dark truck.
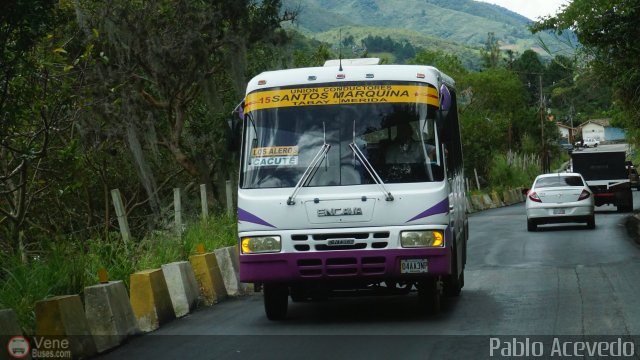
[571,150,633,212]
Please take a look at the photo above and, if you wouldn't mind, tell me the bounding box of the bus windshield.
[241,86,444,189]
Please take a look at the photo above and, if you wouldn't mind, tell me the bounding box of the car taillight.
[529,191,542,202]
[578,190,591,201]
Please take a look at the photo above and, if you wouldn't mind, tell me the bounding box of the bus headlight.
[241,236,281,254]
[400,231,444,248]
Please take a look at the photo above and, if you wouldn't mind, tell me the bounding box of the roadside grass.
[0,212,237,335]
[488,151,541,192]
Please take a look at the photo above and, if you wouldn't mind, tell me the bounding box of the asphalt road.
[99,192,640,360]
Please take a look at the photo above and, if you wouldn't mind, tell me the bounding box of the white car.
[526,173,595,231]
[583,138,600,147]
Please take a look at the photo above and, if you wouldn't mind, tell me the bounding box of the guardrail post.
[111,189,131,244]
[174,188,182,236]
[200,184,209,220]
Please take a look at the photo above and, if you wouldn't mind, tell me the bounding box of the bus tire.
[586,216,595,229]
[444,270,464,297]
[527,219,537,232]
[418,278,442,314]
[264,284,288,321]
[444,246,463,297]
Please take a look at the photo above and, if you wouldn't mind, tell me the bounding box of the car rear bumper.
[527,204,593,223]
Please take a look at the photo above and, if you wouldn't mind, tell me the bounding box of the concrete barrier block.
[84,281,138,353]
[465,196,475,213]
[511,189,520,203]
[490,191,503,207]
[214,246,247,296]
[129,269,175,332]
[0,309,22,336]
[502,190,512,205]
[189,253,227,306]
[470,195,484,210]
[229,246,253,294]
[161,261,200,317]
[506,189,513,204]
[481,194,494,208]
[35,295,97,358]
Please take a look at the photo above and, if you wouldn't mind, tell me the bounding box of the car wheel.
[264,284,288,320]
[587,216,595,229]
[527,219,537,232]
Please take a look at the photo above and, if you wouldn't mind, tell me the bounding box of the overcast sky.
[474,0,570,20]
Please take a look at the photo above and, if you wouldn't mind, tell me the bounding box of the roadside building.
[578,118,626,142]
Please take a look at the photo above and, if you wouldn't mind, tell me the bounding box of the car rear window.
[535,176,584,188]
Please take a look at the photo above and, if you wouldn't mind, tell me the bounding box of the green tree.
[511,50,544,106]
[480,32,501,69]
[0,0,83,253]
[533,0,640,147]
[73,0,295,207]
[458,68,530,178]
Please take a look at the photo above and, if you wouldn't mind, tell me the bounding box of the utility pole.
[569,105,575,144]
[539,74,546,172]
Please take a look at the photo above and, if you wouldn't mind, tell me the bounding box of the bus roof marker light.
[308,76,317,81]
[417,73,426,79]
[257,80,267,85]
[366,73,374,79]
[336,73,346,79]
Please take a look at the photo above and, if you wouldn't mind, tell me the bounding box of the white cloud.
[474,0,570,21]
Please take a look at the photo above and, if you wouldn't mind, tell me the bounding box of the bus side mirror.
[439,84,451,111]
[227,101,244,152]
[227,119,242,152]
[436,84,451,138]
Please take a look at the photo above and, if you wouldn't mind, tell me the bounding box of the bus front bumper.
[239,248,451,283]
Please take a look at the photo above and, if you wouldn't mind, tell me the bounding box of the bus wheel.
[418,278,442,314]
[264,284,289,320]
[444,247,464,297]
[444,269,464,297]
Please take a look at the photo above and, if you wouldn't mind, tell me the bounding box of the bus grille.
[296,256,387,277]
[290,231,390,252]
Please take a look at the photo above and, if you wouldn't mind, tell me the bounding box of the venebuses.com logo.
[6,336,72,359]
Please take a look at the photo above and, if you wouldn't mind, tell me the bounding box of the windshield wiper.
[349,142,394,201]
[286,143,331,205]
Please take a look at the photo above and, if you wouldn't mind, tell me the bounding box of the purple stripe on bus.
[237,208,276,228]
[405,198,449,223]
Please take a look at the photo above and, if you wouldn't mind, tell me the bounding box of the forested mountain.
[283,0,575,61]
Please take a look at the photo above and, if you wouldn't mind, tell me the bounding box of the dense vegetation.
[0,0,622,333]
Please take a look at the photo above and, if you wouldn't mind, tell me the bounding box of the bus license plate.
[400,259,428,274]
[553,208,565,215]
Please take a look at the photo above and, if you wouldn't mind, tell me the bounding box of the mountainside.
[283,0,574,60]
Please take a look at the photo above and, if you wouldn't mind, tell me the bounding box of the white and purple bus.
[236,59,468,320]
